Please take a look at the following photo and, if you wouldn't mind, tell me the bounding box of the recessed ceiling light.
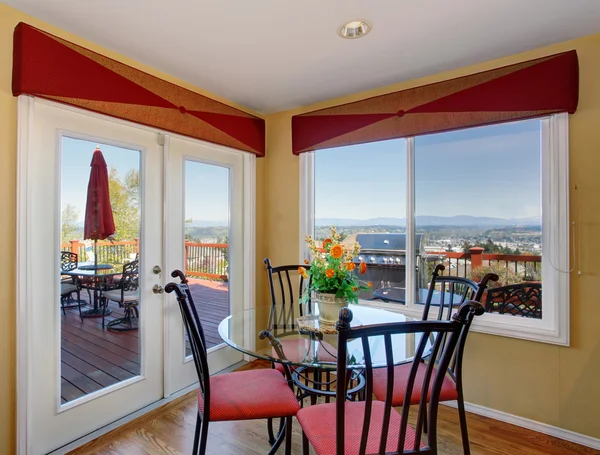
[338,19,372,39]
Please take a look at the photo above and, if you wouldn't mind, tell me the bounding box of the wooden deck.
[61,278,229,403]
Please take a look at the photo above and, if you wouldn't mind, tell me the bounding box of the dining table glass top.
[218,304,430,371]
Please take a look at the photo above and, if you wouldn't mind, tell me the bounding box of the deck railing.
[61,239,228,281]
[424,247,541,283]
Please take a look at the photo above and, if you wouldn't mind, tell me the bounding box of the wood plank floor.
[68,361,600,455]
[61,278,228,403]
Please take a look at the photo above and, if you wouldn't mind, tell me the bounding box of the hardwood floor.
[68,361,600,455]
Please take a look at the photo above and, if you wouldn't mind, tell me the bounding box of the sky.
[315,118,542,220]
[62,118,542,225]
[61,136,140,222]
[61,136,230,224]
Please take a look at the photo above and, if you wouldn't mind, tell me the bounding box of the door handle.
[152,284,164,294]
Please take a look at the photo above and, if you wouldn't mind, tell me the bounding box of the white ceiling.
[4,0,600,114]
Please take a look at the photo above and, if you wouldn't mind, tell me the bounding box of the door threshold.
[49,360,249,455]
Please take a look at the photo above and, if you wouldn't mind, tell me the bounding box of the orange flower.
[298,267,308,279]
[304,259,310,265]
[330,244,343,259]
[323,238,332,249]
[367,281,373,288]
[345,262,356,271]
[359,262,367,274]
[352,286,358,292]
[325,269,335,278]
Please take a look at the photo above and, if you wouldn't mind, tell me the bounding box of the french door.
[17,98,251,454]
[164,135,245,394]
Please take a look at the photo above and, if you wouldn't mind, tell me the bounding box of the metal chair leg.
[198,413,209,455]
[457,394,471,455]
[267,417,276,444]
[192,411,201,455]
[284,416,292,455]
[302,431,310,455]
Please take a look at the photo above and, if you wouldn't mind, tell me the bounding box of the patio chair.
[370,264,498,455]
[102,259,139,330]
[297,301,485,455]
[60,251,83,318]
[484,282,542,318]
[165,270,299,455]
[264,258,324,372]
[264,257,338,442]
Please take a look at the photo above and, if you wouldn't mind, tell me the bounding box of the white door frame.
[16,95,257,454]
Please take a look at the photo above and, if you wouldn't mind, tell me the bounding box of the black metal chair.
[371,264,498,455]
[298,301,485,455]
[165,270,299,455]
[103,259,139,330]
[60,251,83,318]
[485,282,542,318]
[264,258,348,401]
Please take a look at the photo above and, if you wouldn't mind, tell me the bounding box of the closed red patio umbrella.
[84,146,115,267]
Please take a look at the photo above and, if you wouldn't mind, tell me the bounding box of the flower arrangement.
[299,226,371,304]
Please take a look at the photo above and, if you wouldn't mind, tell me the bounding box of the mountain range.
[315,215,541,227]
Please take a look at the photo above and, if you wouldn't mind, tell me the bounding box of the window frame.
[300,113,570,346]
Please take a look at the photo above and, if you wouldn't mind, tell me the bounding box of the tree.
[61,204,80,243]
[108,166,140,241]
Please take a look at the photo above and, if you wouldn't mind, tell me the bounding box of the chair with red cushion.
[371,264,498,455]
[165,270,300,455]
[265,258,347,406]
[297,301,485,455]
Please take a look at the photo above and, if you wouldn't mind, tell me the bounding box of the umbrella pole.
[94,239,98,268]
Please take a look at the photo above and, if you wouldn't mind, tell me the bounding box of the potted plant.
[299,226,371,323]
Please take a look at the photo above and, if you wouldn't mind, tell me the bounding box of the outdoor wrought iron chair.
[60,251,83,319]
[297,301,485,455]
[370,264,498,455]
[165,270,299,455]
[484,282,542,318]
[102,259,139,330]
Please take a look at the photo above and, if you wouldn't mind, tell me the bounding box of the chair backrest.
[485,282,542,318]
[61,251,78,272]
[167,270,207,355]
[264,258,311,333]
[422,264,498,322]
[165,277,211,420]
[422,264,497,383]
[334,301,485,455]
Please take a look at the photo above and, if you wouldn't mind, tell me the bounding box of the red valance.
[292,51,578,154]
[12,23,265,156]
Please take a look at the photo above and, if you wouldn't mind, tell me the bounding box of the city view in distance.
[314,216,541,256]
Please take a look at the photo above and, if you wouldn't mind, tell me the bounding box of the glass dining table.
[219,304,430,400]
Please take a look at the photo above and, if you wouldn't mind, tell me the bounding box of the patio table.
[62,263,121,317]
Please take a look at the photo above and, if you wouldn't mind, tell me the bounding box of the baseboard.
[442,401,600,450]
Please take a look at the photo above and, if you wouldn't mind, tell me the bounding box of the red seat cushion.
[198,369,299,421]
[372,362,458,406]
[297,401,424,454]
[273,338,337,374]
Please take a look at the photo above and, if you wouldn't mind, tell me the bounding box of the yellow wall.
[264,34,600,438]
[0,4,266,453]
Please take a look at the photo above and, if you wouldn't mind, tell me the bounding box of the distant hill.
[316,215,541,227]
[188,220,229,227]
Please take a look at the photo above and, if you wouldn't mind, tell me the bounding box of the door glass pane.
[184,160,230,355]
[314,140,407,301]
[414,119,543,319]
[60,136,141,404]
